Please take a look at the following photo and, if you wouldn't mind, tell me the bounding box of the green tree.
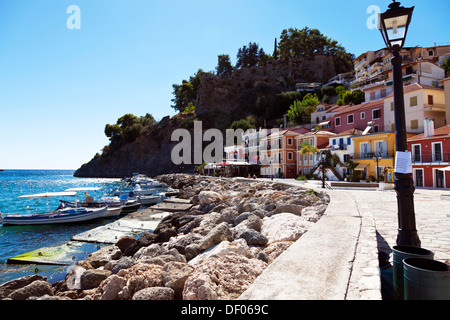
[278,27,353,73]
[287,93,320,125]
[441,57,450,77]
[236,42,265,69]
[336,89,365,106]
[299,141,319,157]
[171,69,206,113]
[230,116,257,131]
[216,54,233,78]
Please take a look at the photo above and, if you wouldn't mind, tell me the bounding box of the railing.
[412,153,450,163]
[354,152,394,160]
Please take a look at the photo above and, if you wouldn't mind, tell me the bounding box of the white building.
[384,83,446,134]
[328,128,361,179]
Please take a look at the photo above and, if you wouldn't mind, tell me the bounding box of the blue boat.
[0,192,107,226]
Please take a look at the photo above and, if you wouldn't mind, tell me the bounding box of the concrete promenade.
[240,179,450,300]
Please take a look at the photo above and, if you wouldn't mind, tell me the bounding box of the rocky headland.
[0,174,329,300]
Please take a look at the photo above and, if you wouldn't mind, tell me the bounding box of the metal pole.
[322,153,325,189]
[392,46,421,247]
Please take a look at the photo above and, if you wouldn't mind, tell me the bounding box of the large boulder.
[198,191,222,206]
[261,212,314,244]
[80,269,111,290]
[9,280,54,300]
[183,252,267,300]
[0,275,47,299]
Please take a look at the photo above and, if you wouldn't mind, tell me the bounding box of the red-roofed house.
[322,100,385,134]
[407,121,450,189]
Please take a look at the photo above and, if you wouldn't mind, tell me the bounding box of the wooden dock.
[7,207,173,266]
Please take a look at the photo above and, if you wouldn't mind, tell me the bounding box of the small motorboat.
[1,192,107,226]
[137,195,159,206]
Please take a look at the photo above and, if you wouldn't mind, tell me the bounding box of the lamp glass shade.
[378,2,414,50]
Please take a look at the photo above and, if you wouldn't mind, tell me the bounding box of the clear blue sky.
[0,0,448,169]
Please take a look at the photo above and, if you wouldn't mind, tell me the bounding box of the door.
[415,169,424,187]
[436,170,444,188]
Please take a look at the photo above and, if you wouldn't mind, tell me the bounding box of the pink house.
[321,100,385,134]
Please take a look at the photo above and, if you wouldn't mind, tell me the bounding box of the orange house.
[260,129,300,178]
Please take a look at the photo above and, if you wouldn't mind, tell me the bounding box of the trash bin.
[403,258,450,300]
[392,246,434,300]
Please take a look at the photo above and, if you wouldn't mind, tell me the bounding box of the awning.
[354,163,368,171]
[319,121,331,126]
[440,166,450,172]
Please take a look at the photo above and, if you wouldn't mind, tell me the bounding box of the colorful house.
[351,132,399,181]
[260,129,300,179]
[329,128,361,180]
[408,121,450,189]
[326,100,385,134]
[296,130,336,177]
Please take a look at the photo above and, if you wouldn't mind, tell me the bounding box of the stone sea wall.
[0,174,329,300]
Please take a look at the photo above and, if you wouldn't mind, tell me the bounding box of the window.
[380,88,387,98]
[391,102,394,111]
[332,139,337,146]
[373,125,380,133]
[370,92,376,101]
[288,152,293,160]
[411,119,419,130]
[410,96,418,107]
[347,138,351,145]
[391,123,396,132]
[347,114,354,124]
[428,95,434,105]
[335,117,341,126]
[287,138,293,145]
[372,109,381,119]
[361,112,365,120]
[309,138,313,145]
[432,142,443,162]
[428,50,434,57]
[412,144,421,162]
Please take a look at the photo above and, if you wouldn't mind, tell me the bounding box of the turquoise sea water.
[0,170,162,285]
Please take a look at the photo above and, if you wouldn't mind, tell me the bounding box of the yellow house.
[352,132,398,181]
[352,132,416,180]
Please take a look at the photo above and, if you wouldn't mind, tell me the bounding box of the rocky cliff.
[74,56,338,178]
[74,115,196,178]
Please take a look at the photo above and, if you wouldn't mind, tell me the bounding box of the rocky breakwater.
[0,174,329,300]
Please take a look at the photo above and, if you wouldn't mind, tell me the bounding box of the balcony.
[354,152,393,160]
[331,144,349,151]
[412,153,450,164]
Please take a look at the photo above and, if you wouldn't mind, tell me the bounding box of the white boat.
[113,184,155,196]
[0,192,107,226]
[104,206,123,218]
[137,195,160,206]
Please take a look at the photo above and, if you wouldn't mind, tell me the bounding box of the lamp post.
[373,154,382,183]
[378,0,421,247]
[321,152,326,189]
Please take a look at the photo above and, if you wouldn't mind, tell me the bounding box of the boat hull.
[1,207,107,226]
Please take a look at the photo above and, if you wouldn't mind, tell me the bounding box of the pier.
[7,199,191,266]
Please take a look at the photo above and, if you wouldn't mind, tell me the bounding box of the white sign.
[395,151,413,174]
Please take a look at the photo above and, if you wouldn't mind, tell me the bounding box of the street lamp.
[378,0,420,247]
[373,154,382,183]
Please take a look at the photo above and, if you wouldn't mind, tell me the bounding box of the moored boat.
[0,192,107,226]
